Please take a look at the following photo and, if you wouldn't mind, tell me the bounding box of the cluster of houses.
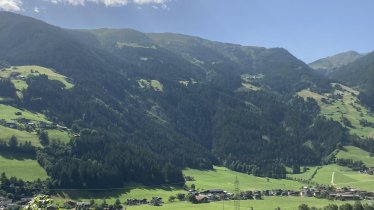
[187,186,374,204]
[125,197,163,206]
[360,168,374,175]
[0,117,60,131]
[0,197,33,210]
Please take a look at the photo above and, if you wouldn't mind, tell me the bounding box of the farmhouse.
[76,201,90,210]
[195,195,209,203]
[5,122,17,128]
[0,197,13,209]
[150,197,163,206]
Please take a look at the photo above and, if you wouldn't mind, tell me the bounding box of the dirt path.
[331,172,335,185]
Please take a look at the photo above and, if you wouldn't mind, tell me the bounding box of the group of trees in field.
[0,172,49,200]
[335,159,367,171]
[0,136,35,155]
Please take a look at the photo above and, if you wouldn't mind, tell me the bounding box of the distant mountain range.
[309,51,363,73]
[309,51,374,110]
[0,11,372,188]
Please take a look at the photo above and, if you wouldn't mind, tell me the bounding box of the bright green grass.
[0,104,50,123]
[52,166,303,206]
[0,152,48,181]
[51,166,372,209]
[309,164,374,191]
[311,164,351,185]
[336,146,374,167]
[48,129,71,143]
[103,197,360,210]
[298,84,374,138]
[184,166,303,192]
[53,185,186,205]
[0,65,74,90]
[0,125,40,146]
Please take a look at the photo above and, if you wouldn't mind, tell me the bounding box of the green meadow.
[52,166,304,205]
[48,129,71,143]
[0,104,71,146]
[336,146,374,167]
[0,125,41,146]
[0,104,49,123]
[298,84,374,139]
[0,152,48,181]
[288,163,374,191]
[184,166,303,192]
[125,197,360,210]
[0,65,74,91]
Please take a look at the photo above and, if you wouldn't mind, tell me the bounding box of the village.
[3,178,374,210]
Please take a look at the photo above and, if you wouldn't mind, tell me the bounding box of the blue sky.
[1,0,374,63]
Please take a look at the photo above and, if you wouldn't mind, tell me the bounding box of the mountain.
[309,51,363,74]
[329,52,374,110]
[0,12,352,189]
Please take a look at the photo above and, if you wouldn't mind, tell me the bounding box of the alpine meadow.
[0,1,374,210]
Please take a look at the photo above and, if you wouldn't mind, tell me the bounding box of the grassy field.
[0,103,71,145]
[138,79,163,91]
[0,125,41,146]
[0,104,49,123]
[298,84,374,138]
[184,166,303,192]
[48,129,71,143]
[0,152,48,181]
[52,166,304,205]
[125,197,361,210]
[336,146,374,167]
[289,164,374,191]
[0,65,74,91]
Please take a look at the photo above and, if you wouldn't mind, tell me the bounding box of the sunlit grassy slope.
[298,84,374,138]
[0,152,48,181]
[336,146,374,167]
[0,65,74,92]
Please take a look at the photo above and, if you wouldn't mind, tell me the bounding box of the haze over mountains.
[309,51,363,72]
[0,11,373,189]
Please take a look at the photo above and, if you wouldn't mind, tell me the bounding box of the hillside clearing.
[0,152,48,181]
[0,65,74,91]
[336,146,374,167]
[0,125,40,146]
[297,84,374,138]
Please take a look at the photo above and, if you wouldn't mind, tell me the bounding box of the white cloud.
[42,0,170,7]
[34,6,40,13]
[0,0,23,11]
[133,0,168,5]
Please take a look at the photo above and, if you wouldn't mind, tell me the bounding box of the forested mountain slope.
[326,52,374,110]
[0,12,356,189]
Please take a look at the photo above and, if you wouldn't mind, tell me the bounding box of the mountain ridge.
[0,11,365,189]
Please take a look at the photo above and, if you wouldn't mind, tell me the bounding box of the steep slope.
[0,12,351,188]
[329,52,374,110]
[148,33,330,94]
[309,51,363,74]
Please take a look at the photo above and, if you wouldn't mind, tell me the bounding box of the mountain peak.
[309,51,363,71]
